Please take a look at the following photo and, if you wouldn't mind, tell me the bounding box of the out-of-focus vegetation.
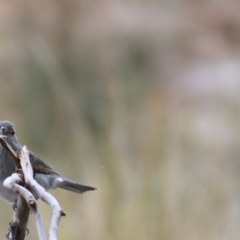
[0,1,240,239]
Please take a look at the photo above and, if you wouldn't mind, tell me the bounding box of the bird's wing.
[29,151,60,176]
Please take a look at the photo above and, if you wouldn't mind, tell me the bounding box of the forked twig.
[3,143,65,240]
[20,146,65,240]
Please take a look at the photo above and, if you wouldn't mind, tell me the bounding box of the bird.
[0,120,96,203]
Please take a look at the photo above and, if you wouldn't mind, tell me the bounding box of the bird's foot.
[12,199,18,212]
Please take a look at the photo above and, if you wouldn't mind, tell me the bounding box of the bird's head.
[0,121,16,138]
[0,120,21,156]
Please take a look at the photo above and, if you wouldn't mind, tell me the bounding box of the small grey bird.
[0,120,96,203]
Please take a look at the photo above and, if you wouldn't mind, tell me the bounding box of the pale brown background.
[0,1,239,240]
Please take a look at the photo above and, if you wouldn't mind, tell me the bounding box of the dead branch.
[4,174,30,240]
[3,146,65,240]
[3,172,46,240]
[19,146,65,240]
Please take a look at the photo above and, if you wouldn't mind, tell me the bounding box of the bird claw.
[16,168,23,174]
[12,199,18,212]
[5,225,11,239]
[5,224,29,239]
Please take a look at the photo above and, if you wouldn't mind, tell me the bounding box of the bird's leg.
[12,199,18,212]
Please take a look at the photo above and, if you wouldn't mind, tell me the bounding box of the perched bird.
[0,120,96,203]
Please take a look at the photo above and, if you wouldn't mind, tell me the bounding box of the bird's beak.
[0,134,6,138]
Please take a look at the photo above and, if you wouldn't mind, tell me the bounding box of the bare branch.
[1,137,65,240]
[4,174,30,240]
[4,164,47,240]
[19,146,65,240]
[3,173,36,240]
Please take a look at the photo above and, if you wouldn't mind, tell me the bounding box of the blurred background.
[0,0,240,239]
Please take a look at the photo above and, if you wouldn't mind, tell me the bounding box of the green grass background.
[0,1,239,240]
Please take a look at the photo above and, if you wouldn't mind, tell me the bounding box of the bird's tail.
[58,178,97,194]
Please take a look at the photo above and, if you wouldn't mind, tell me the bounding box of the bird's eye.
[10,130,15,136]
[1,126,6,133]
